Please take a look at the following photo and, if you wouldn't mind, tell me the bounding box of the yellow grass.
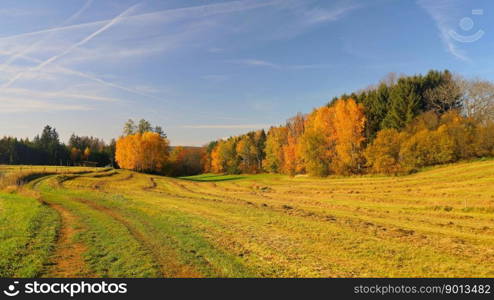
[1,160,494,277]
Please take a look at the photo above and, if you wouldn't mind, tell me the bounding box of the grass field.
[1,160,494,277]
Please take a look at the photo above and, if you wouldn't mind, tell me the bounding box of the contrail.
[0,0,93,71]
[0,49,160,100]
[0,0,281,97]
[0,0,281,42]
[1,2,140,89]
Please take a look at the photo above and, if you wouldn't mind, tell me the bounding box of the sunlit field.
[1,160,494,277]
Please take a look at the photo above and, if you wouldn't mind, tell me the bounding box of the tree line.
[0,125,115,167]
[2,70,493,177]
[0,118,205,176]
[203,70,494,176]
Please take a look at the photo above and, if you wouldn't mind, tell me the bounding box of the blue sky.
[0,0,493,146]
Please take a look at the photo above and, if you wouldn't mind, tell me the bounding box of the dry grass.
[2,160,494,277]
[0,166,99,189]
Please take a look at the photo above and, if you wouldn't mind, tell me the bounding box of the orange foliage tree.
[115,132,169,173]
[299,106,335,176]
[331,98,366,175]
[210,141,224,173]
[281,114,305,176]
[281,135,299,176]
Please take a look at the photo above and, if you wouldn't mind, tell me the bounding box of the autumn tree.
[281,114,305,175]
[473,121,494,157]
[399,127,454,171]
[210,141,224,173]
[116,119,170,173]
[364,129,405,174]
[116,132,169,173]
[220,138,240,174]
[299,106,335,176]
[209,138,240,174]
[264,126,288,173]
[202,141,217,173]
[437,110,477,160]
[201,71,494,177]
[236,135,257,173]
[83,147,91,160]
[167,146,205,176]
[282,135,299,176]
[331,99,366,175]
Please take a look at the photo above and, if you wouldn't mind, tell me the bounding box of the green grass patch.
[36,182,161,278]
[0,192,59,277]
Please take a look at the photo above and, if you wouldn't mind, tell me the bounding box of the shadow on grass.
[179,174,246,182]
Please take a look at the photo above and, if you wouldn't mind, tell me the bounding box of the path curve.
[29,175,94,277]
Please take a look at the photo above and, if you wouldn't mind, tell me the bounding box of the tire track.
[72,197,201,278]
[142,177,157,190]
[42,201,94,278]
[27,175,94,278]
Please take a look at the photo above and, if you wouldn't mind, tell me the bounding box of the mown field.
[1,160,494,278]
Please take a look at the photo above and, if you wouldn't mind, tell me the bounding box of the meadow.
[1,160,494,277]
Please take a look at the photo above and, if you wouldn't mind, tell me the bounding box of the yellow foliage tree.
[331,98,366,175]
[399,127,454,171]
[299,106,335,176]
[473,121,494,157]
[83,147,91,160]
[438,111,477,160]
[364,128,406,174]
[236,136,258,173]
[264,126,288,173]
[116,132,169,173]
[210,142,224,173]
